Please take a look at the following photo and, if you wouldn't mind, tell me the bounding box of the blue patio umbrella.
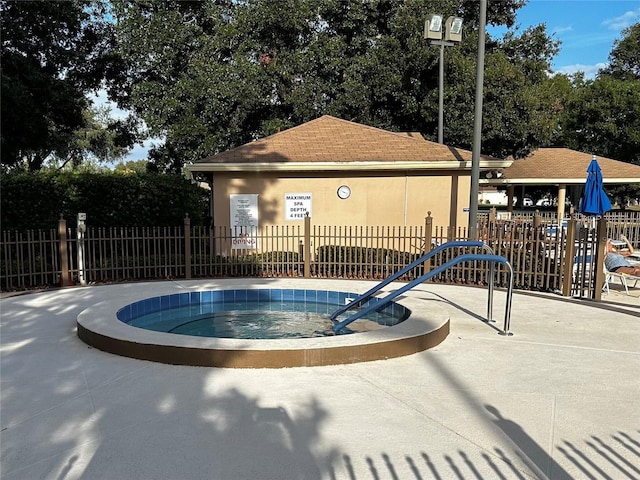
[578,156,612,216]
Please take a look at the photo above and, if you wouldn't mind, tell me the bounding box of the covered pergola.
[481,148,640,220]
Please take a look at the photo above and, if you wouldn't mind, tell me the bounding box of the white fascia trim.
[186,160,511,173]
[602,178,640,184]
[480,177,640,185]
[480,178,578,185]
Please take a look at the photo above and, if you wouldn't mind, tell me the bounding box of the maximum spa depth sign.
[285,193,312,220]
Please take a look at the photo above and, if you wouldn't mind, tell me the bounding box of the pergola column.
[557,184,567,222]
[507,185,514,212]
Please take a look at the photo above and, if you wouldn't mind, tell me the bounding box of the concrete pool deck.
[1,279,639,480]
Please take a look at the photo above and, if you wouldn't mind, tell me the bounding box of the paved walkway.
[1,279,639,480]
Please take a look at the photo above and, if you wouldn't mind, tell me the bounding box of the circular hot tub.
[116,289,410,339]
[77,280,450,368]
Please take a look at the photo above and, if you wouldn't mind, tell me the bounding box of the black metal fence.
[2,212,637,300]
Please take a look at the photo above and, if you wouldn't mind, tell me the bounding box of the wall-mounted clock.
[337,185,351,199]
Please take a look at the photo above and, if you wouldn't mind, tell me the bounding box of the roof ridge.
[233,115,438,149]
[321,116,435,144]
[195,115,503,164]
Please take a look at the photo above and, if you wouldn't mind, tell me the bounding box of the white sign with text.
[285,193,312,220]
[230,194,259,249]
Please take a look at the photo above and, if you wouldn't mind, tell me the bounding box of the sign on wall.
[285,193,312,220]
[230,194,259,249]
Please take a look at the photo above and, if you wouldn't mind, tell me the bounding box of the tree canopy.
[555,21,640,164]
[603,22,640,81]
[554,21,640,205]
[111,0,550,172]
[3,0,638,192]
[0,0,137,171]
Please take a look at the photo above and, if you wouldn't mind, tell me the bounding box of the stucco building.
[186,115,507,231]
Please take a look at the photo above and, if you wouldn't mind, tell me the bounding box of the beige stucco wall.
[211,170,471,230]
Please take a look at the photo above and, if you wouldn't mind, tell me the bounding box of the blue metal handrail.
[331,253,514,336]
[330,240,487,321]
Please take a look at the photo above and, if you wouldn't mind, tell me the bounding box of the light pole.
[424,15,463,144]
[468,0,487,238]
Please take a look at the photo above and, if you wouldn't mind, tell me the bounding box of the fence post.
[533,210,541,229]
[592,217,607,300]
[303,214,311,278]
[424,212,433,253]
[58,215,70,287]
[184,214,192,279]
[424,212,433,276]
[561,218,577,296]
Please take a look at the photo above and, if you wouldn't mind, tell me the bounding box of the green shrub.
[1,171,209,229]
[315,245,422,279]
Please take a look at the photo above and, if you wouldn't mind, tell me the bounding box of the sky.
[490,0,640,78]
[108,0,640,164]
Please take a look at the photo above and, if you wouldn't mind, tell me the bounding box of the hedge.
[1,171,209,229]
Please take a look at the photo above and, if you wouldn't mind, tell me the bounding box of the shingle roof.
[502,148,640,183]
[195,115,497,164]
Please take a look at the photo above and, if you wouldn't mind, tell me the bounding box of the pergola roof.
[188,115,507,173]
[491,148,640,185]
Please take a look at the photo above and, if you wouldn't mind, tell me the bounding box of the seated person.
[605,235,640,275]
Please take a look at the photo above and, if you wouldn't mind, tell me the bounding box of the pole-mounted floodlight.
[425,14,463,144]
[424,14,443,40]
[445,16,463,42]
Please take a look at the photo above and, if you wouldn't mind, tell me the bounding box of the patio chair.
[603,265,640,296]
